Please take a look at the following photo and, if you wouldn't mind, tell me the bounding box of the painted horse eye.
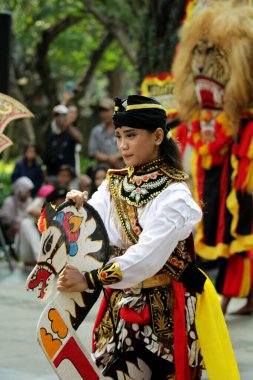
[43,234,54,254]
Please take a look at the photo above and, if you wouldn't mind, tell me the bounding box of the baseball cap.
[53,104,68,115]
[98,98,114,111]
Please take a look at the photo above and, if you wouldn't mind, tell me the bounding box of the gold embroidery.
[95,290,123,350]
[160,239,192,280]
[148,287,174,343]
[160,165,189,181]
[97,262,122,286]
[109,175,141,244]
[132,273,172,289]
[88,272,96,288]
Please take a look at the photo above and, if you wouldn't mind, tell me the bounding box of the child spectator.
[56,164,77,189]
[44,104,83,182]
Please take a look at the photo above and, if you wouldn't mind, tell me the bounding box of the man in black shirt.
[44,105,83,182]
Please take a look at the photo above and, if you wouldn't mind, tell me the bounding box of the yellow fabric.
[248,138,253,159]
[126,104,165,111]
[196,275,241,380]
[238,257,251,297]
[190,149,200,205]
[246,160,253,192]
[227,155,253,252]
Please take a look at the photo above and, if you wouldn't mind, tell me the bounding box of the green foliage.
[0,160,14,206]
[0,0,185,160]
[80,156,95,174]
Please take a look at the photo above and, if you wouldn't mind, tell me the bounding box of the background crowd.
[0,96,119,267]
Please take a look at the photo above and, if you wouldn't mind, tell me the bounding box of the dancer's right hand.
[66,189,88,211]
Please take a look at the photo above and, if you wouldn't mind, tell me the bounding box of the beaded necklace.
[108,158,188,244]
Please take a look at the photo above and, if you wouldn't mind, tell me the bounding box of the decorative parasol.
[0,92,33,153]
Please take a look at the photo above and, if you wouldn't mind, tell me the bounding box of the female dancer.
[57,95,239,380]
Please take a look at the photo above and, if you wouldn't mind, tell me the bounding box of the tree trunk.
[137,0,186,84]
[107,68,122,99]
[2,65,36,160]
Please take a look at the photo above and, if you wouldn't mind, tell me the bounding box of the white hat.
[53,104,68,115]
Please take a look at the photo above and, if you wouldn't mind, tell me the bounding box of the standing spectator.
[64,104,82,177]
[44,104,83,182]
[88,98,123,169]
[11,144,44,196]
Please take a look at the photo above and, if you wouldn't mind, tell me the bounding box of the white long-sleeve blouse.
[88,180,202,289]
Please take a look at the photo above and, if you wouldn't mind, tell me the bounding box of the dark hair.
[58,164,76,179]
[23,143,38,154]
[89,164,107,197]
[46,186,68,203]
[148,126,183,171]
[160,134,183,171]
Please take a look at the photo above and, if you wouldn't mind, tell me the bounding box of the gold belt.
[132,274,172,289]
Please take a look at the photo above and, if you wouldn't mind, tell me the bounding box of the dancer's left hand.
[57,264,88,292]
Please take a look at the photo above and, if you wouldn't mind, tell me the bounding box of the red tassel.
[173,281,191,380]
[119,304,151,324]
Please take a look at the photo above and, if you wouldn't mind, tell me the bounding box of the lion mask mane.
[173,2,253,136]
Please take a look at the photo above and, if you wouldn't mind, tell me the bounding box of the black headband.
[113,95,167,131]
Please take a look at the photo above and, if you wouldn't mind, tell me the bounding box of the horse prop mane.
[26,201,110,379]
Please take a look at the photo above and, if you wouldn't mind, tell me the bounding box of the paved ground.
[0,260,252,380]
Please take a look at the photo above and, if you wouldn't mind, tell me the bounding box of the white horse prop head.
[26,201,110,379]
[26,201,110,301]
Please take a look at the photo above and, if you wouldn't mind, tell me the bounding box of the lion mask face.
[191,39,230,86]
[173,3,253,135]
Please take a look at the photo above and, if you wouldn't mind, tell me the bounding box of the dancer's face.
[115,126,164,167]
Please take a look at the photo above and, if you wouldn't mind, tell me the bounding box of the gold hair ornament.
[166,129,173,140]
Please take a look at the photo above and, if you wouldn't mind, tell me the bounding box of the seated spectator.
[88,98,123,169]
[57,163,92,196]
[56,164,77,189]
[89,165,107,197]
[0,176,34,249]
[44,104,83,182]
[19,184,54,266]
[66,105,82,177]
[11,143,44,196]
[78,174,92,196]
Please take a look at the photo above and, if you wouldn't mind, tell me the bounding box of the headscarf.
[13,176,34,197]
